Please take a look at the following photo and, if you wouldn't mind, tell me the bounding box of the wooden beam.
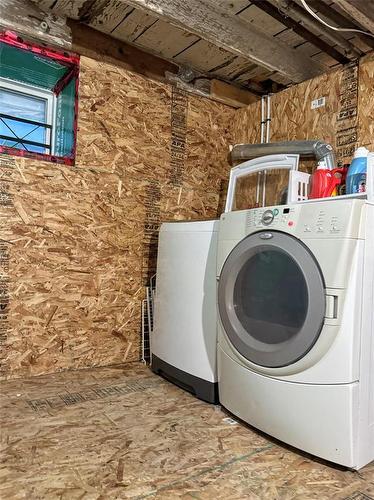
[334,0,374,35]
[276,0,362,59]
[210,79,259,108]
[112,0,324,83]
[313,1,374,50]
[252,0,350,65]
[68,20,179,82]
[69,20,258,107]
[0,0,71,49]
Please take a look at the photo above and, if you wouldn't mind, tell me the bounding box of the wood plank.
[212,57,259,81]
[273,0,362,59]
[335,0,374,34]
[133,19,199,59]
[111,9,158,42]
[88,2,135,33]
[238,4,286,35]
[69,19,254,107]
[0,0,72,49]
[215,0,250,14]
[274,28,305,48]
[252,0,350,64]
[176,39,235,72]
[233,66,274,86]
[122,0,325,83]
[210,79,259,108]
[308,0,374,50]
[68,20,179,81]
[44,0,87,19]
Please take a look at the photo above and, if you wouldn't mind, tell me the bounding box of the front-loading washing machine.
[217,199,374,469]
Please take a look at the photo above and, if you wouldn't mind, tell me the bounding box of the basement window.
[0,79,54,155]
[0,31,79,165]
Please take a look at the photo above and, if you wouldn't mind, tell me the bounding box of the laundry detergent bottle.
[346,147,369,194]
[309,161,346,199]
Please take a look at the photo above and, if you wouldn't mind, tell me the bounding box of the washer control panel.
[244,200,364,239]
[247,206,297,231]
[261,210,274,225]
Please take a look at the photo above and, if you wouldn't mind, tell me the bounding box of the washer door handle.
[259,232,273,239]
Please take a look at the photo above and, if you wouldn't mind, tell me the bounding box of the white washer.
[152,220,219,403]
[217,199,374,468]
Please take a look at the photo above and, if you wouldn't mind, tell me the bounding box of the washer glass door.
[218,230,325,368]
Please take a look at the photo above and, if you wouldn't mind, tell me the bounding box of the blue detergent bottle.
[346,147,369,194]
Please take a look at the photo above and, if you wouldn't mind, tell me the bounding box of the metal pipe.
[257,96,266,205]
[266,94,271,144]
[262,94,272,206]
[230,140,336,170]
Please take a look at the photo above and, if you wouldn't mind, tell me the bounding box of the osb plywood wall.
[0,55,234,379]
[358,53,374,152]
[232,52,374,208]
[1,46,372,380]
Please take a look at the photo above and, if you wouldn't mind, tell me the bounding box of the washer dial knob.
[261,209,274,225]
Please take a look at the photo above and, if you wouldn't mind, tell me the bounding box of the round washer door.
[218,230,325,368]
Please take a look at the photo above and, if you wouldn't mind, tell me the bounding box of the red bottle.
[309,165,347,199]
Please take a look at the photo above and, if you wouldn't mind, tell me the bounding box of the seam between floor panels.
[134,444,274,499]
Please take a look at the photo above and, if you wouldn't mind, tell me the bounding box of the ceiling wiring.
[299,0,374,39]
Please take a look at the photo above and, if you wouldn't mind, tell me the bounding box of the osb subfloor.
[1,364,373,500]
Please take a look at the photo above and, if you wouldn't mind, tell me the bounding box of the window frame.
[0,76,56,155]
[0,30,80,166]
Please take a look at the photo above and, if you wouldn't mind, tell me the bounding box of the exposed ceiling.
[33,0,374,94]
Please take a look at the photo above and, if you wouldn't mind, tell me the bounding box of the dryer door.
[218,230,325,368]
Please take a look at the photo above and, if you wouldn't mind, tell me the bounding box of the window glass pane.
[233,250,308,344]
[0,88,47,153]
[0,88,46,121]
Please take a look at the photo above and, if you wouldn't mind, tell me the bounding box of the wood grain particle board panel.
[358,53,374,151]
[111,8,158,42]
[184,94,233,192]
[231,99,262,145]
[175,39,236,73]
[1,364,373,499]
[76,56,172,180]
[269,68,341,148]
[88,1,135,33]
[2,158,145,379]
[231,66,343,207]
[134,19,200,59]
[0,53,235,380]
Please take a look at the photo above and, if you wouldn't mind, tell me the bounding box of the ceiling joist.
[117,0,324,83]
[275,0,362,60]
[334,0,374,35]
[251,0,350,65]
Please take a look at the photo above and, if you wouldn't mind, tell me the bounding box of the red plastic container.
[309,167,347,199]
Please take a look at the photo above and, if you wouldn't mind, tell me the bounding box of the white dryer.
[217,199,374,468]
